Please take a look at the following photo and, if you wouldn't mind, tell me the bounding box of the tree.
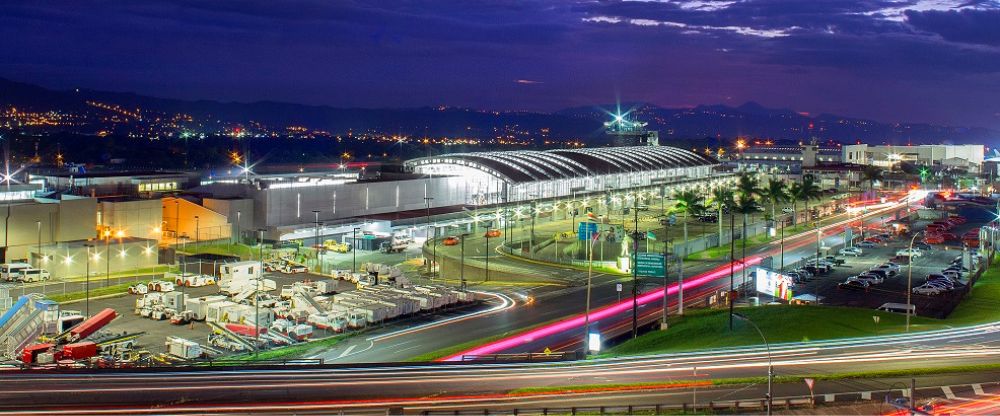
[762,178,789,225]
[710,186,734,247]
[735,173,763,240]
[861,166,883,193]
[733,193,761,295]
[789,174,822,226]
[672,189,705,257]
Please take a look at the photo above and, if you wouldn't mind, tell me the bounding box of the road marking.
[337,345,356,359]
[974,384,985,395]
[941,386,956,399]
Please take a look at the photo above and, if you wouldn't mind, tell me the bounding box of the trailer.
[184,295,227,321]
[165,336,202,359]
[62,341,98,360]
[67,308,117,343]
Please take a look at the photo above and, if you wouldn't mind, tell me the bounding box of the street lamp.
[583,230,605,353]
[312,210,321,274]
[906,231,923,332]
[732,313,773,416]
[35,220,41,267]
[352,227,361,273]
[459,233,470,291]
[424,197,434,275]
[256,228,266,357]
[194,215,200,249]
[84,243,94,317]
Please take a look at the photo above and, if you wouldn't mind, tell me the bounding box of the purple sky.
[2,1,999,128]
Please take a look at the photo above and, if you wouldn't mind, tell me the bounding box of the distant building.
[842,144,984,172]
[734,140,842,172]
[28,171,199,198]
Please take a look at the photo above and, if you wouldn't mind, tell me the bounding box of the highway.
[3,321,1000,413]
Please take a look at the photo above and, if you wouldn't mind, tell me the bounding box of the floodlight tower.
[604,109,658,147]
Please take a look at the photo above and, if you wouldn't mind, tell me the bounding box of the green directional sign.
[635,252,665,277]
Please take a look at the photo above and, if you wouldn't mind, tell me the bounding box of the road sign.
[635,252,665,277]
[588,333,601,352]
[543,347,552,355]
[616,283,622,292]
[577,222,598,241]
[872,315,880,324]
[804,378,815,391]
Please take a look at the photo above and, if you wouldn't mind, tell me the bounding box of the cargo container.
[21,343,55,363]
[62,341,98,360]
[206,301,239,323]
[68,308,117,342]
[165,336,202,359]
[225,323,266,337]
[184,295,228,321]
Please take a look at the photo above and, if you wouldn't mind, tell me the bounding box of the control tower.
[604,111,659,147]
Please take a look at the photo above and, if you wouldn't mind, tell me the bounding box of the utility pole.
[729,210,736,331]
[423,197,433,275]
[312,210,321,274]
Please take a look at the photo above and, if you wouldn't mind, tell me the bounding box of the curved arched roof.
[407,146,717,184]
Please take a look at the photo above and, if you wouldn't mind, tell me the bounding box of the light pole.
[194,215,200,249]
[484,230,490,283]
[459,233,470,291]
[256,228,265,357]
[733,313,773,416]
[104,230,110,286]
[235,210,241,246]
[424,197,434,275]
[312,210,321,274]
[583,230,603,353]
[352,227,360,273]
[35,220,41,267]
[906,231,923,332]
[84,243,93,317]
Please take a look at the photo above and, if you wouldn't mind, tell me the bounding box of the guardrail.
[460,352,579,362]
[419,397,816,415]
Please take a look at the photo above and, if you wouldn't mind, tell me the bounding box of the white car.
[896,248,923,258]
[839,247,862,257]
[782,207,795,214]
[851,275,883,285]
[912,285,942,295]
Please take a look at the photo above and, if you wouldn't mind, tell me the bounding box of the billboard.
[755,268,793,301]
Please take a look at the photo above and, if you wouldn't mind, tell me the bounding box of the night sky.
[2,1,999,128]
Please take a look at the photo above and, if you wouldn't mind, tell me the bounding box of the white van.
[18,268,50,283]
[1,262,33,281]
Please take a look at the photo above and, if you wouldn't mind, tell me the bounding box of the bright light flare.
[441,256,763,361]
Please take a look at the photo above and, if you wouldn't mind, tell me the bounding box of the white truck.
[218,261,276,295]
[171,272,216,287]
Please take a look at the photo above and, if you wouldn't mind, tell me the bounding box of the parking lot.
[784,206,988,318]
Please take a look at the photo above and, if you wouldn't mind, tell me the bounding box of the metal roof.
[407,146,717,184]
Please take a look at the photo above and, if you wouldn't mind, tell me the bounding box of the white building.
[843,144,984,172]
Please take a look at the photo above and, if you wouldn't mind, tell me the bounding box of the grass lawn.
[606,305,946,356]
[225,334,347,362]
[183,243,258,259]
[609,254,1000,357]
[49,280,149,303]
[940,256,1000,325]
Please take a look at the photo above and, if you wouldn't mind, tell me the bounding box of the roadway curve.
[3,322,1000,413]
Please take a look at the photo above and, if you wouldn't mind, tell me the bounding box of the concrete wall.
[99,199,163,241]
[0,195,98,261]
[31,239,159,279]
[203,198,254,243]
[162,197,232,243]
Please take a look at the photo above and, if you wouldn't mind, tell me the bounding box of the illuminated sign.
[755,268,793,301]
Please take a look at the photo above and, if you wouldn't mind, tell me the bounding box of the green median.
[509,363,1000,395]
[48,280,150,303]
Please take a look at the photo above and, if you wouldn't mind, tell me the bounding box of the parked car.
[857,241,878,249]
[913,242,933,250]
[913,285,943,295]
[923,235,945,245]
[866,269,890,279]
[839,247,862,257]
[852,274,883,284]
[896,248,923,258]
[825,256,846,265]
[882,262,902,273]
[871,266,897,277]
[839,280,870,290]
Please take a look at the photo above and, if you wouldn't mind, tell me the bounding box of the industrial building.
[842,144,984,172]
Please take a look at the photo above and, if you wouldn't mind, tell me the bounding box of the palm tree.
[789,174,823,226]
[762,178,789,225]
[710,186,734,247]
[861,166,883,194]
[735,173,763,240]
[733,193,761,295]
[673,189,705,257]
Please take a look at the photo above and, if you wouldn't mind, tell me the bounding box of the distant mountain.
[1,77,996,144]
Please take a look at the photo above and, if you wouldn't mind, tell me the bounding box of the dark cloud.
[0,0,998,128]
[905,9,1000,46]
